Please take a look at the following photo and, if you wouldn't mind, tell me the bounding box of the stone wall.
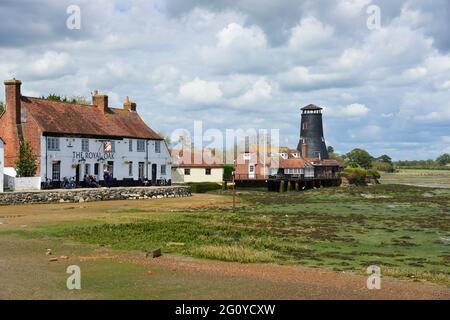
[0,186,191,205]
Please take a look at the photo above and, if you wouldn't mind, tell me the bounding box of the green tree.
[376,154,392,164]
[345,148,374,169]
[327,146,335,155]
[0,100,4,114]
[45,94,89,104]
[436,153,450,166]
[372,161,394,173]
[15,141,37,177]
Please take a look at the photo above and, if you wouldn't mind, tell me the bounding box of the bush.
[372,161,394,173]
[341,168,367,185]
[15,141,37,177]
[187,182,223,193]
[366,169,381,179]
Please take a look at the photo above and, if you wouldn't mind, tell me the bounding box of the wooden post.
[279,180,285,193]
[232,171,236,211]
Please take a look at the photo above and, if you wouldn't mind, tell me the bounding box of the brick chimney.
[123,96,136,112]
[301,143,308,159]
[92,91,108,114]
[4,79,22,124]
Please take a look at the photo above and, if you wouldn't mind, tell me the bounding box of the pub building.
[0,79,172,188]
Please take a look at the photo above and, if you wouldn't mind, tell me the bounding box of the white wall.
[172,167,223,183]
[14,177,41,191]
[40,136,171,182]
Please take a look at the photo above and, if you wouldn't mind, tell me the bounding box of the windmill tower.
[297,104,329,160]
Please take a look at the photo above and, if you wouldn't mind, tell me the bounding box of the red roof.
[171,149,224,168]
[21,97,163,140]
[278,158,310,169]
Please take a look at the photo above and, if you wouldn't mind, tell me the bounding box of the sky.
[0,0,449,160]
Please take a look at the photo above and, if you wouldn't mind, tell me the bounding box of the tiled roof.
[21,97,163,140]
[278,158,311,169]
[171,149,224,168]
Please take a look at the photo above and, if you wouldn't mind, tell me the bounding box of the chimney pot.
[123,96,137,112]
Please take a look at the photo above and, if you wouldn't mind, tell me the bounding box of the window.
[249,165,255,173]
[128,161,133,176]
[94,163,99,176]
[47,137,60,151]
[205,168,211,175]
[52,162,61,181]
[129,139,133,152]
[161,165,166,175]
[110,141,115,152]
[184,168,191,175]
[155,140,161,153]
[138,162,145,179]
[82,139,89,152]
[85,163,91,176]
[137,140,145,152]
[302,123,308,130]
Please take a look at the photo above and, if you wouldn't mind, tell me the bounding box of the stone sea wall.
[0,186,191,205]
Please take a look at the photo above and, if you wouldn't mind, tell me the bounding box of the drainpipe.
[45,136,48,183]
[146,140,149,180]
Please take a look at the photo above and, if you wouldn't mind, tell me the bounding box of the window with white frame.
[110,141,115,152]
[137,140,145,152]
[161,165,166,175]
[82,138,89,152]
[249,165,255,173]
[155,140,161,153]
[129,139,133,152]
[47,137,60,151]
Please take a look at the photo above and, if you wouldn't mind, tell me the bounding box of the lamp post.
[232,159,236,211]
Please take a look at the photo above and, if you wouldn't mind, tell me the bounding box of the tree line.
[328,146,450,172]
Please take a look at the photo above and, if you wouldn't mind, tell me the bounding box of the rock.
[49,257,58,262]
[146,248,162,258]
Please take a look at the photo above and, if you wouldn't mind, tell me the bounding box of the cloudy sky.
[0,0,449,160]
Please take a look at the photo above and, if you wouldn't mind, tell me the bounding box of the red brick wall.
[0,81,42,176]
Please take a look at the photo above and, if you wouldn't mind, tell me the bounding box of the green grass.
[27,184,450,285]
[380,169,450,187]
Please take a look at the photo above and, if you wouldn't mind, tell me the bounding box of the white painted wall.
[14,177,41,191]
[40,136,171,182]
[172,167,224,183]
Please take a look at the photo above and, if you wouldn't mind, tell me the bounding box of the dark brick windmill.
[297,104,329,160]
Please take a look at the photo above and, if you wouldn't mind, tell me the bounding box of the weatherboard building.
[0,79,171,188]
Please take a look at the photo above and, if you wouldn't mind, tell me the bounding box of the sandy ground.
[0,194,449,300]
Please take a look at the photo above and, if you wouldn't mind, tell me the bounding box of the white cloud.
[179,78,223,104]
[231,78,272,106]
[288,17,334,50]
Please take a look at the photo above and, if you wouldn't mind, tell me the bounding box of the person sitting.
[89,175,100,188]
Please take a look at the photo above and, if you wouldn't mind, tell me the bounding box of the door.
[138,162,145,180]
[52,161,61,182]
[249,164,255,179]
[152,164,157,184]
[75,165,80,185]
[107,161,114,178]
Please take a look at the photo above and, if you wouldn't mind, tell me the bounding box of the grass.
[380,169,450,187]
[21,184,449,286]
